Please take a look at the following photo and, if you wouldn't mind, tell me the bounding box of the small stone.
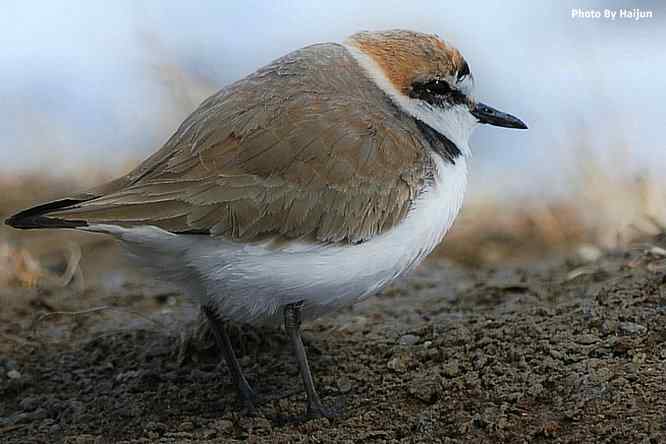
[618,322,647,336]
[399,334,420,346]
[0,358,18,371]
[415,412,435,434]
[19,396,38,411]
[575,334,599,345]
[577,244,602,262]
[238,416,272,433]
[408,379,440,403]
[611,337,633,354]
[254,417,272,431]
[472,352,488,370]
[211,419,234,433]
[7,412,30,425]
[179,420,194,432]
[387,352,413,373]
[144,421,167,433]
[40,418,56,428]
[611,376,628,388]
[201,428,217,439]
[115,406,136,418]
[115,370,141,382]
[300,417,330,433]
[7,370,21,379]
[649,246,666,257]
[70,434,99,444]
[542,420,561,437]
[528,383,544,397]
[442,360,460,378]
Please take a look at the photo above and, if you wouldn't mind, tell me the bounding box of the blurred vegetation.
[2,37,664,289]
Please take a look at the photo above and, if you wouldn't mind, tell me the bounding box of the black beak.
[472,102,528,129]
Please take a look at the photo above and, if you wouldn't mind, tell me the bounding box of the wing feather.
[49,43,433,244]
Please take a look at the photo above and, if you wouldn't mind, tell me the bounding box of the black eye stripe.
[423,79,451,94]
[411,79,452,97]
[409,78,466,106]
[457,62,470,81]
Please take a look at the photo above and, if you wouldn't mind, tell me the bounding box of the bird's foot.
[240,399,258,417]
[238,384,258,416]
[305,401,339,419]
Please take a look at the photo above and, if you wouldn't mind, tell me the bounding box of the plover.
[7,29,527,417]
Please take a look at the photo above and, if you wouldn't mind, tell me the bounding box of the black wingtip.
[5,199,89,230]
[5,214,21,228]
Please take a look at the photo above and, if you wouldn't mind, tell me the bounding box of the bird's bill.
[471,102,528,129]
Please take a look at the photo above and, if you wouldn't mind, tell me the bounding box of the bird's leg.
[284,302,333,418]
[202,306,257,415]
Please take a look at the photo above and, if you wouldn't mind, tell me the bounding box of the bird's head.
[344,30,527,156]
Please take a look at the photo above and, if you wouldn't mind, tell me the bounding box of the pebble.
[144,421,167,433]
[618,322,647,336]
[211,419,234,433]
[575,334,599,345]
[408,379,440,403]
[442,360,460,378]
[19,396,39,411]
[68,434,100,444]
[0,358,18,371]
[387,353,413,373]
[115,370,141,382]
[254,417,272,431]
[299,417,330,433]
[399,334,420,346]
[7,369,21,379]
[577,244,602,262]
[528,383,544,397]
[178,420,194,432]
[201,428,217,439]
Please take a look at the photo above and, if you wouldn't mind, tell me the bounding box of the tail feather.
[5,198,92,230]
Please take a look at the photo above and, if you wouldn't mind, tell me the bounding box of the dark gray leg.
[202,306,257,414]
[283,302,333,418]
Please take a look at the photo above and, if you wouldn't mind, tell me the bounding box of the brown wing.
[49,43,432,244]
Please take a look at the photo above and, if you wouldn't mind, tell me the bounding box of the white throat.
[343,43,477,157]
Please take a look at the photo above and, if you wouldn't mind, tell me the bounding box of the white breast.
[85,155,467,325]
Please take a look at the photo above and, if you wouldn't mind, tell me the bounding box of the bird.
[6,29,527,418]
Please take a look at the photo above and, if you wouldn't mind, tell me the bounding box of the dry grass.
[2,33,663,285]
[438,139,666,265]
[2,156,663,287]
[0,34,217,289]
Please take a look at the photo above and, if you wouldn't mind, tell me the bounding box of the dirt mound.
[1,241,666,443]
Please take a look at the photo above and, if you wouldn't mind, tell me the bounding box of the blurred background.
[1,0,665,287]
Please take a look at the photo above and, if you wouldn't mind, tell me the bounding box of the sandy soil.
[2,237,666,443]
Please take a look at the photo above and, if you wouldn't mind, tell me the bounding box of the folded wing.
[11,44,432,244]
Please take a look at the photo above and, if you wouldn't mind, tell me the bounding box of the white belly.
[85,155,467,325]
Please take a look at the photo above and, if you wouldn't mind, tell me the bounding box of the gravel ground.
[1,238,666,443]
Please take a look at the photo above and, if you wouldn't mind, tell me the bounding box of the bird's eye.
[409,77,465,106]
[423,79,452,95]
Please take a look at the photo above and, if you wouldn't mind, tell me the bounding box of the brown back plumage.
[18,43,435,244]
